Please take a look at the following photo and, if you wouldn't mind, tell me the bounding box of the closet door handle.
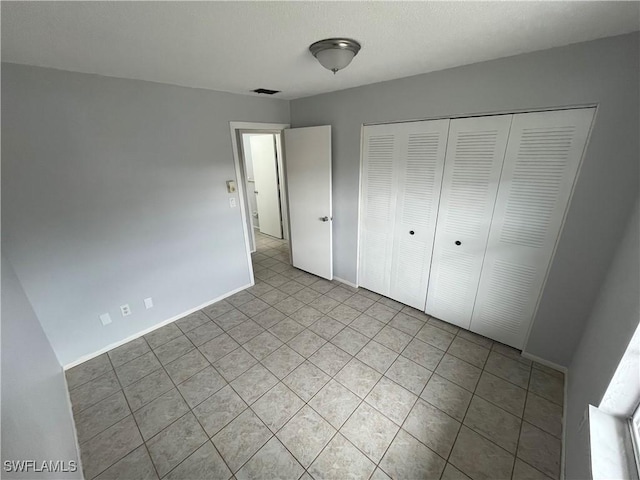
[455,240,462,246]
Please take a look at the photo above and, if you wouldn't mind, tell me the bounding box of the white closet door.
[470,108,595,348]
[426,115,512,328]
[389,119,449,309]
[359,124,400,296]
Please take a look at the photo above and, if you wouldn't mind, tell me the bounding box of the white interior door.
[251,134,283,238]
[470,108,595,348]
[284,126,332,279]
[426,115,513,328]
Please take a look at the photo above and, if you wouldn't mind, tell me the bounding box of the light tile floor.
[67,232,564,480]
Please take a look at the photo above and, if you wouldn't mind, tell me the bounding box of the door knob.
[320,216,330,222]
[409,231,415,235]
[455,240,462,246]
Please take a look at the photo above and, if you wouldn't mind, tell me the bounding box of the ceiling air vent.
[252,88,280,95]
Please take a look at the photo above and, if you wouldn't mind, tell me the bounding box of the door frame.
[229,122,290,279]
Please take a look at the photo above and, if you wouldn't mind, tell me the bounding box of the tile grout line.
[104,343,161,480]
[255,234,557,478]
[133,338,192,479]
[379,315,464,477]
[510,360,535,479]
[151,335,223,479]
[233,275,397,476]
[298,297,445,476]
[221,285,476,478]
[369,305,532,477]
[69,369,120,416]
[253,267,384,477]
[442,334,492,476]
[239,236,328,478]
[108,332,208,479]
[72,237,563,480]
[143,323,265,479]
[367,301,492,475]
[270,245,523,476]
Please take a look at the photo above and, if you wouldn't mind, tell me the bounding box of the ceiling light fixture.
[309,38,361,74]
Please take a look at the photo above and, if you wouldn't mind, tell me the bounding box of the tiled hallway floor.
[67,232,564,480]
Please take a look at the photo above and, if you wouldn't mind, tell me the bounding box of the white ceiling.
[2,1,638,100]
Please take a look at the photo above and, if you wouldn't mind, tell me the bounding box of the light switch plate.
[229,197,237,208]
[144,297,153,309]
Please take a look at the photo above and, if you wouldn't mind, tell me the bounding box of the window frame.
[630,400,640,474]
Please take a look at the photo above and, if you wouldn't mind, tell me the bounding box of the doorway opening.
[230,121,334,285]
[241,132,287,242]
[229,122,291,285]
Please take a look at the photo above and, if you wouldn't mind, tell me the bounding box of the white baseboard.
[333,276,358,289]
[63,283,252,370]
[521,351,569,374]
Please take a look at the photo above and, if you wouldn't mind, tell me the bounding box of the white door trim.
[354,125,365,288]
[274,133,290,244]
[362,102,599,127]
[229,122,290,280]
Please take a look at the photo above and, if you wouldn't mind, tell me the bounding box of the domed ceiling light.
[309,38,361,74]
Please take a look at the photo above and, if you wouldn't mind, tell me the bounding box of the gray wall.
[2,63,290,366]
[290,33,639,366]
[1,256,82,479]
[564,197,639,479]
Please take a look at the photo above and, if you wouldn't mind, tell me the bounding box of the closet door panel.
[470,108,595,348]
[359,125,399,295]
[426,115,512,328]
[389,120,449,309]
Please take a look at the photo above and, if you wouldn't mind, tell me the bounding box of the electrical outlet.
[144,297,154,309]
[99,313,112,326]
[120,304,131,317]
[229,197,237,208]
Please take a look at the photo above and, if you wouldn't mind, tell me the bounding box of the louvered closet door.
[470,108,595,348]
[426,115,512,328]
[389,120,449,309]
[359,124,401,296]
